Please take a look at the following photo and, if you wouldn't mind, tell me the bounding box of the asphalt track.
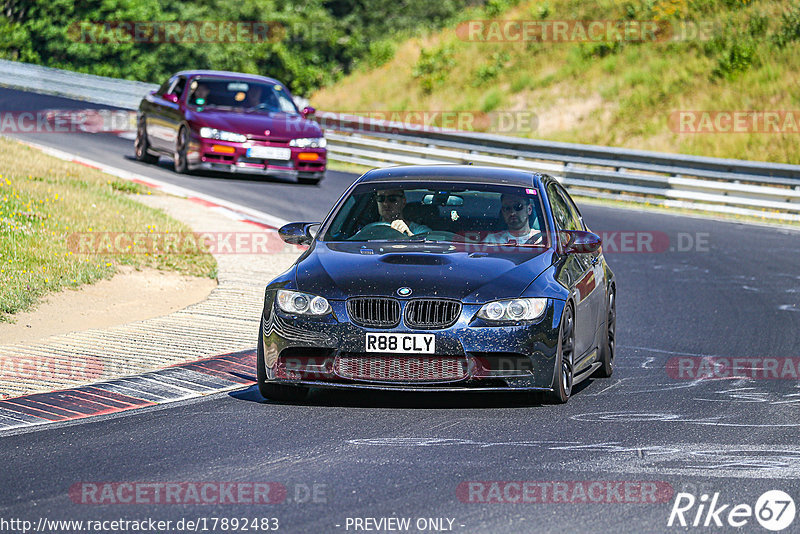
[1,87,800,533]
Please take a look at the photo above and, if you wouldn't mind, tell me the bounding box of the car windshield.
[321,181,549,248]
[186,78,299,114]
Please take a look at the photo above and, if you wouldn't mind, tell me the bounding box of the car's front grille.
[246,135,291,144]
[238,157,293,165]
[334,354,467,382]
[346,297,401,328]
[405,299,461,329]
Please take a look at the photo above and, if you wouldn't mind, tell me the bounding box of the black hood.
[295,242,554,303]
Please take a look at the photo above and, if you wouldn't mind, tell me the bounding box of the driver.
[483,193,543,245]
[245,85,263,107]
[375,188,430,236]
[245,85,280,110]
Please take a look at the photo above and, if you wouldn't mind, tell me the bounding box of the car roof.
[173,70,283,86]
[355,165,550,188]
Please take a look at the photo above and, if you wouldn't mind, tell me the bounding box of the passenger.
[484,193,543,245]
[245,85,263,107]
[375,188,431,236]
[191,84,210,105]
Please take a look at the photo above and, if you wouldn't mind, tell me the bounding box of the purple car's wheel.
[134,117,158,164]
[549,303,575,403]
[173,127,189,174]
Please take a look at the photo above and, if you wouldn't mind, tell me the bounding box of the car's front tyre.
[134,117,158,164]
[548,302,575,404]
[257,325,309,402]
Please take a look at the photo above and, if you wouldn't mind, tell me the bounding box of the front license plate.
[247,146,291,160]
[365,333,435,354]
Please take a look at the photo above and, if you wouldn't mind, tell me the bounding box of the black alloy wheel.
[549,303,575,403]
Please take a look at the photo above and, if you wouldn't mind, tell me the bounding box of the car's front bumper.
[186,136,326,179]
[195,161,300,179]
[260,297,565,391]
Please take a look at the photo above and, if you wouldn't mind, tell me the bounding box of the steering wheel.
[349,222,406,240]
[525,232,545,245]
[251,102,279,112]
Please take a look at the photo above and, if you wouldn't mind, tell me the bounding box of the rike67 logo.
[668,490,796,531]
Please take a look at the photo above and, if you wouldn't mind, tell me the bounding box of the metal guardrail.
[1,60,798,221]
[0,59,156,110]
[317,113,800,222]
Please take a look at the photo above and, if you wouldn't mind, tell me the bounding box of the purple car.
[135,70,327,185]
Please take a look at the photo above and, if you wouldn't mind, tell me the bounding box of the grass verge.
[0,137,217,323]
[312,0,800,164]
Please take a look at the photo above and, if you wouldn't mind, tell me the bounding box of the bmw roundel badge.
[397,287,412,297]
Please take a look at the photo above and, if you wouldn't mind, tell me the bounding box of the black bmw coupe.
[258,165,616,403]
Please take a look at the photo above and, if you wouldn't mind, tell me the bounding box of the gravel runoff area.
[0,192,301,399]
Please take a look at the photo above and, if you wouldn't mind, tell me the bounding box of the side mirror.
[163,93,179,104]
[301,106,316,118]
[278,222,320,245]
[561,230,602,254]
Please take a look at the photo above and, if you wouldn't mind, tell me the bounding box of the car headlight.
[276,290,331,315]
[477,298,547,322]
[199,127,247,143]
[289,137,326,148]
